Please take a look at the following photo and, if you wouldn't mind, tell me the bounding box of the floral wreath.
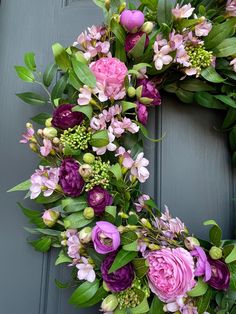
[10,1,236,313]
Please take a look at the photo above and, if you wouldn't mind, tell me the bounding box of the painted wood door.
[0,1,235,313]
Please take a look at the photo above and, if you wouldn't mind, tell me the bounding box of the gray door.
[0,1,235,314]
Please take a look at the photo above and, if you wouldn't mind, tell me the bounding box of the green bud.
[141,21,154,34]
[184,237,200,250]
[61,240,67,246]
[139,97,153,105]
[141,218,152,229]
[43,127,57,139]
[209,246,222,260]
[127,86,136,98]
[79,227,92,243]
[42,209,60,228]
[105,0,110,11]
[118,212,129,219]
[83,153,95,164]
[103,281,110,292]
[101,294,118,312]
[29,143,38,152]
[83,207,94,219]
[26,122,33,128]
[45,118,52,127]
[79,164,93,178]
[52,137,60,145]
[136,85,143,99]
[149,243,160,250]
[119,2,126,14]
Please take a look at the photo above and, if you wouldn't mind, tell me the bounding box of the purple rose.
[101,252,134,292]
[52,104,83,130]
[137,102,148,125]
[120,10,145,33]
[87,186,113,216]
[125,31,149,53]
[137,78,161,106]
[92,221,120,254]
[207,258,230,290]
[59,158,84,197]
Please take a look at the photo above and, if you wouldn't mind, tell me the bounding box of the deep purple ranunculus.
[125,31,149,53]
[101,252,134,292]
[120,9,145,33]
[87,186,113,216]
[207,258,230,291]
[52,104,83,130]
[59,158,84,197]
[137,102,148,125]
[92,221,120,254]
[137,78,161,106]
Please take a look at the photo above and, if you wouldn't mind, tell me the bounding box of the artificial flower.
[130,152,150,183]
[42,209,59,227]
[137,102,148,125]
[153,41,173,71]
[20,124,35,143]
[134,194,150,212]
[40,138,52,157]
[226,0,236,17]
[77,85,92,106]
[195,20,212,37]
[67,232,81,260]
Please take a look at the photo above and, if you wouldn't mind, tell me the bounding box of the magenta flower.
[20,125,34,143]
[137,78,161,106]
[52,104,83,130]
[87,186,113,216]
[120,10,144,33]
[101,252,134,292]
[40,138,52,157]
[195,21,212,37]
[226,0,236,17]
[92,221,120,254]
[59,158,84,197]
[147,248,195,302]
[207,258,230,290]
[137,103,148,125]
[172,4,195,19]
[191,246,212,282]
[125,31,149,53]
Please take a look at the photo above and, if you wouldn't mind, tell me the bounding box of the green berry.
[83,153,95,164]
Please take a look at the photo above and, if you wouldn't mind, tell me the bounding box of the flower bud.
[118,212,129,219]
[103,281,110,292]
[184,237,200,250]
[42,209,60,228]
[79,164,93,179]
[101,294,118,312]
[29,143,38,152]
[209,246,223,260]
[149,243,160,250]
[45,118,52,127]
[37,129,43,136]
[141,21,154,34]
[79,227,92,243]
[127,86,136,98]
[118,225,126,233]
[43,127,58,139]
[119,2,126,14]
[61,231,67,239]
[52,137,60,145]
[136,85,143,99]
[83,207,94,219]
[127,224,138,231]
[83,153,95,164]
[61,240,67,246]
[105,0,110,11]
[139,97,153,105]
[141,218,152,229]
[26,122,33,128]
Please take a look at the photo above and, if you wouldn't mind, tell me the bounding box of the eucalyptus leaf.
[8,179,30,192]
[30,236,52,252]
[201,67,225,83]
[51,73,68,100]
[73,105,93,119]
[55,250,72,265]
[188,277,208,297]
[31,113,51,125]
[89,130,109,147]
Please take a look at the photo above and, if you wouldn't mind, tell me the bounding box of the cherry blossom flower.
[176,47,190,67]
[169,32,183,50]
[77,85,92,106]
[20,125,35,143]
[76,257,96,282]
[40,138,52,157]
[134,194,150,212]
[115,147,134,169]
[195,21,212,37]
[67,233,81,260]
[130,152,150,183]
[153,41,173,70]
[90,116,107,130]
[172,4,195,19]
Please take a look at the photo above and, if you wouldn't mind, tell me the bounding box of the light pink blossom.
[115,147,134,169]
[195,21,212,37]
[169,32,183,50]
[93,130,116,155]
[67,233,81,260]
[230,58,236,72]
[77,85,92,106]
[134,194,150,212]
[130,152,149,183]
[186,32,204,45]
[40,138,52,157]
[172,4,195,19]
[20,126,34,144]
[76,257,96,282]
[176,46,190,67]
[226,0,236,17]
[153,42,173,70]
[90,116,106,130]
[184,67,198,76]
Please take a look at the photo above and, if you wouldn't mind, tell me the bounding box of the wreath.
[10,0,236,313]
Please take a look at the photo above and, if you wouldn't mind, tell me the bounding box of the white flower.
[130,152,150,183]
[172,4,195,19]
[76,257,96,282]
[153,43,173,70]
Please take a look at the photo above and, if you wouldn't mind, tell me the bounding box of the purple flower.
[59,158,84,197]
[191,246,212,282]
[40,138,52,157]
[125,31,149,53]
[20,125,34,143]
[101,253,134,292]
[137,102,148,125]
[226,0,236,17]
[87,186,113,216]
[52,104,83,130]
[120,10,145,33]
[137,78,161,106]
[207,258,230,290]
[92,221,120,254]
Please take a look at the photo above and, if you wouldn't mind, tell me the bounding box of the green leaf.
[225,245,236,264]
[222,109,236,129]
[229,264,236,290]
[77,287,108,308]
[89,130,109,147]
[132,258,148,278]
[43,63,58,87]
[128,34,147,59]
[140,0,157,11]
[205,18,236,50]
[31,113,51,125]
[157,0,175,26]
[214,38,236,58]
[93,0,105,9]
[73,105,93,120]
[131,297,149,314]
[201,67,225,83]
[35,193,62,204]
[52,43,71,71]
[230,126,236,151]
[179,79,215,92]
[34,228,61,236]
[68,70,83,90]
[115,39,127,63]
[176,89,194,103]
[24,52,36,71]
[197,288,213,314]
[18,203,45,228]
[149,296,165,314]
[204,219,222,246]
[111,18,126,44]
[110,163,122,180]
[86,247,105,268]
[123,240,138,251]
[136,121,165,143]
[63,144,81,156]
[15,66,35,82]
[16,92,47,105]
[109,249,137,273]
[63,211,93,229]
[54,278,70,289]
[214,95,236,109]
[121,101,137,113]
[51,73,68,100]
[72,58,96,88]
[69,280,99,306]
[55,250,72,265]
[30,236,52,252]
[121,231,138,245]
[61,195,87,213]
[188,277,208,297]
[105,206,117,220]
[8,179,30,192]
[195,92,226,110]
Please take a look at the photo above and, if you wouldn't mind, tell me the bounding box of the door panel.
[0,1,235,314]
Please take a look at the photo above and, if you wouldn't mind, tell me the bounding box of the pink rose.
[147,248,195,303]
[90,57,128,100]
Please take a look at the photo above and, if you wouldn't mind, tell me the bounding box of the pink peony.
[90,57,128,100]
[147,248,195,302]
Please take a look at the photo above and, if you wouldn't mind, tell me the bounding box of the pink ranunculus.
[90,57,128,100]
[120,9,145,33]
[147,248,195,303]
